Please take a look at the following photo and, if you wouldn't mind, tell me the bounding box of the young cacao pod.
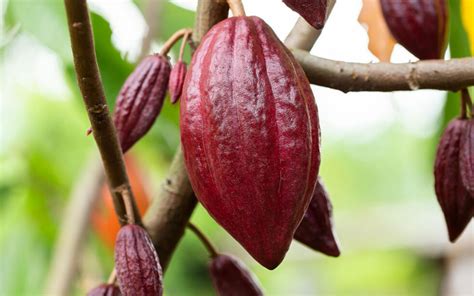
[282,0,328,29]
[113,54,171,152]
[380,0,448,60]
[114,224,163,296]
[181,16,320,269]
[209,254,263,296]
[168,61,187,104]
[294,177,340,257]
[87,284,122,296]
[460,119,474,197]
[434,118,474,242]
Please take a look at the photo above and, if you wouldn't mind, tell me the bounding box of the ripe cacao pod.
[294,177,340,257]
[114,224,163,296]
[434,118,474,242]
[460,119,474,197]
[114,54,171,152]
[283,0,328,29]
[168,61,187,104]
[181,16,320,269]
[87,284,121,296]
[209,254,263,296]
[380,0,448,60]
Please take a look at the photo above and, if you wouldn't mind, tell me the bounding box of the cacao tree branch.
[64,0,141,225]
[293,49,474,92]
[142,0,229,271]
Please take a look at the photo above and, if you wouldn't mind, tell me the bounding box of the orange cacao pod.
[114,224,163,296]
[210,254,263,296]
[114,54,171,152]
[181,16,320,269]
[434,118,474,242]
[294,177,340,257]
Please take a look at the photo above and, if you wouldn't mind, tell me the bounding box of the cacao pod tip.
[294,178,341,257]
[87,283,121,296]
[210,254,264,296]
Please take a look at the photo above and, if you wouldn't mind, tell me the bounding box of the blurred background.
[0,0,473,295]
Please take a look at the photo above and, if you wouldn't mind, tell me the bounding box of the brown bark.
[293,49,474,92]
[64,0,141,226]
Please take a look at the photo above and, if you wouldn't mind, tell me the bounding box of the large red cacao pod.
[294,177,340,257]
[380,0,448,60]
[114,54,171,152]
[209,254,263,296]
[283,0,328,29]
[168,61,187,104]
[460,119,474,197]
[114,224,163,296]
[434,118,474,242]
[87,284,122,296]
[180,16,320,269]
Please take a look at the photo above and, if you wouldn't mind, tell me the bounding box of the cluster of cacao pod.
[113,29,191,153]
[380,0,449,60]
[434,90,474,242]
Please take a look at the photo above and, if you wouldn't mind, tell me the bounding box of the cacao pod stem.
[187,222,218,258]
[227,0,246,16]
[160,28,193,56]
[461,88,473,118]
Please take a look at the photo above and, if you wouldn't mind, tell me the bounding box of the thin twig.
[64,0,142,226]
[178,30,192,62]
[121,187,135,225]
[292,49,474,92]
[187,222,219,258]
[160,28,192,56]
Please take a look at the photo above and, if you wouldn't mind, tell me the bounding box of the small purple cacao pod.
[380,0,448,60]
[283,0,328,29]
[294,177,340,257]
[460,119,474,197]
[434,118,474,242]
[114,224,163,296]
[87,284,122,296]
[113,54,171,152]
[168,61,187,104]
[209,254,263,296]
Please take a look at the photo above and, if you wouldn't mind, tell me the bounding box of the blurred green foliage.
[0,0,470,295]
